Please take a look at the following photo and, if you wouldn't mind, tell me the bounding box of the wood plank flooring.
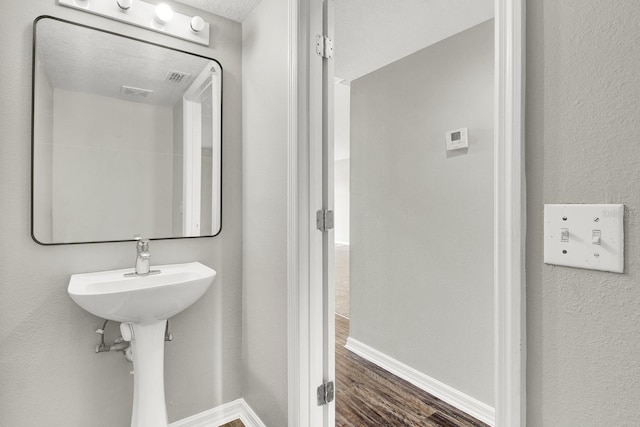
[335,314,488,427]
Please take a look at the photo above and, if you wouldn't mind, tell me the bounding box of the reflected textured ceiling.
[335,0,494,82]
[174,0,261,22]
[37,19,214,106]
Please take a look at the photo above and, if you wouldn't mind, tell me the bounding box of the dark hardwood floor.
[335,315,489,427]
[217,316,487,427]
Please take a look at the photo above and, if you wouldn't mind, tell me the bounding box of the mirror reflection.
[32,17,222,244]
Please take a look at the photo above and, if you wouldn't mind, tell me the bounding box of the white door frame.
[182,62,222,237]
[493,0,526,425]
[287,0,526,426]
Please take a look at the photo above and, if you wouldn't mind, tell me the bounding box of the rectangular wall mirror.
[32,16,222,245]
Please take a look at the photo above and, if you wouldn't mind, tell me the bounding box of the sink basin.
[68,261,216,427]
[68,262,216,323]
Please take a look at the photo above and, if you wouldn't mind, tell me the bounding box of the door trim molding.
[287,0,304,425]
[287,0,326,425]
[494,0,526,426]
[288,0,527,426]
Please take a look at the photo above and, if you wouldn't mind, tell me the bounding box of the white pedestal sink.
[68,262,216,427]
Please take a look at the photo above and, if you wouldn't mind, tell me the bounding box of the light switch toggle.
[561,228,570,242]
[592,230,602,245]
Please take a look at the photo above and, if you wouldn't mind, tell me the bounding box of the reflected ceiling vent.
[164,70,191,84]
[120,85,154,98]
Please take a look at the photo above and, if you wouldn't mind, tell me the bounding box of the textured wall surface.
[526,1,640,425]
[0,1,243,425]
[241,0,289,425]
[350,20,494,406]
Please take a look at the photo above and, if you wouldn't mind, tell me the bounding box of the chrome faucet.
[135,239,151,275]
[124,237,160,277]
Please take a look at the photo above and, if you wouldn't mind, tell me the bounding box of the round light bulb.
[190,16,205,33]
[116,0,132,10]
[154,4,174,25]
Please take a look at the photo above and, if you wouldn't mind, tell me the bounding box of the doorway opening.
[286,0,525,425]
[332,2,496,426]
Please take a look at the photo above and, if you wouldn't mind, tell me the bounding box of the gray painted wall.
[33,57,54,241]
[334,158,350,245]
[172,100,185,236]
[0,1,243,425]
[49,90,174,242]
[526,1,640,425]
[241,0,289,425]
[334,81,351,245]
[350,20,494,405]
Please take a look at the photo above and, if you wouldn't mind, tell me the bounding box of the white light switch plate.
[544,204,624,273]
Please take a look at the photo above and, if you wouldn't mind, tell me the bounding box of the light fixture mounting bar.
[57,0,210,46]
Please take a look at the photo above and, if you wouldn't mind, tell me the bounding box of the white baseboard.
[345,337,495,426]
[169,398,266,427]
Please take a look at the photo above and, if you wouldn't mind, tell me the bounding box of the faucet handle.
[133,235,149,251]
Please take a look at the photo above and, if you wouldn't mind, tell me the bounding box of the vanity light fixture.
[57,0,210,46]
[116,0,132,11]
[154,3,174,25]
[190,16,205,33]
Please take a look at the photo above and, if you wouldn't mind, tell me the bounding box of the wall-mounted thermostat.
[445,128,468,151]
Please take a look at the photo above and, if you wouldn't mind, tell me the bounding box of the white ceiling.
[334,0,494,82]
[174,0,261,22]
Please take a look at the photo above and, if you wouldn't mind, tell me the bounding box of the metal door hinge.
[316,34,334,59]
[316,209,334,232]
[317,381,335,406]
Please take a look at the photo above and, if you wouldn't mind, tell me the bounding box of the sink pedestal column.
[123,320,168,427]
